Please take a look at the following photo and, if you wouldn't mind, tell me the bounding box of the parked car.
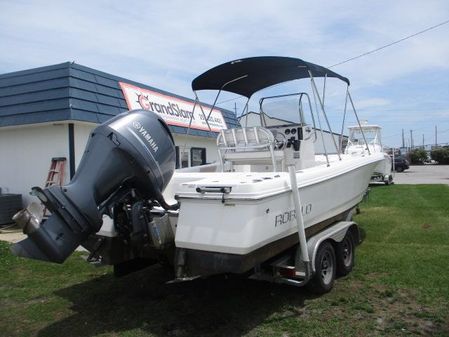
[393,156,409,172]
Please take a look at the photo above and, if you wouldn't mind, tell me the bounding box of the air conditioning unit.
[0,193,22,226]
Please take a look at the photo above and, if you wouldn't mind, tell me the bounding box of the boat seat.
[217,127,284,172]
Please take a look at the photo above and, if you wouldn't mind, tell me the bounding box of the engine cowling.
[11,109,176,263]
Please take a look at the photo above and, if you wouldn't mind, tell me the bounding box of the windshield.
[259,93,313,126]
[349,128,380,145]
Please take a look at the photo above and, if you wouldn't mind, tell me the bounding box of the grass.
[0,184,448,337]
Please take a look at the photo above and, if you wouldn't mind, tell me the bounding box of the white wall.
[74,123,95,168]
[173,134,218,165]
[0,123,69,204]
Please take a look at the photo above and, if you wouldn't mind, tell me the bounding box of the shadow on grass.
[39,264,316,337]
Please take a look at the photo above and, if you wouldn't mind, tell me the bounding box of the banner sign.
[119,82,227,132]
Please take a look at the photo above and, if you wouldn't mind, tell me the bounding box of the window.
[175,146,190,168]
[190,147,206,166]
[181,150,189,168]
[175,146,180,169]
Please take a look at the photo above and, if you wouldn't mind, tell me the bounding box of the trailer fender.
[307,221,358,273]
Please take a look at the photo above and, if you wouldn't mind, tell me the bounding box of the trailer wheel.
[307,241,336,294]
[336,232,354,276]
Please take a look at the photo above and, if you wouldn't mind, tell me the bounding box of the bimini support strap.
[194,92,215,139]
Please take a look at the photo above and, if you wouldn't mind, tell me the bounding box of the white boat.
[12,57,385,293]
[165,57,385,284]
[345,123,393,184]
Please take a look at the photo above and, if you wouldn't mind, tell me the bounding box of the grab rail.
[195,186,232,194]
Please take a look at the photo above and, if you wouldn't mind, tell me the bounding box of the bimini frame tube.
[194,92,215,138]
[310,80,330,166]
[180,97,200,159]
[347,91,371,155]
[241,98,250,126]
[182,94,215,157]
[309,71,341,161]
[205,75,248,122]
[339,86,350,153]
[322,74,327,106]
[185,96,199,137]
[192,75,250,138]
[300,93,318,142]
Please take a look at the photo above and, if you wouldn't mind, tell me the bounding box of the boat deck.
[163,153,384,202]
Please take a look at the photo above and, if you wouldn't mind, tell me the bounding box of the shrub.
[409,148,428,164]
[431,147,449,164]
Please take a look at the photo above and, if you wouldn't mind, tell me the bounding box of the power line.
[329,19,449,68]
[217,19,449,106]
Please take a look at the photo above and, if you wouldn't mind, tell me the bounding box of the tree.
[409,148,427,164]
[431,147,449,164]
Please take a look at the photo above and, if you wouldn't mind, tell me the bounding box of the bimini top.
[192,56,350,98]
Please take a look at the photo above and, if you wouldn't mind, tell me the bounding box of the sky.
[0,0,448,147]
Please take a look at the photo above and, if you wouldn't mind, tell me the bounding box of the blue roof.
[0,62,239,137]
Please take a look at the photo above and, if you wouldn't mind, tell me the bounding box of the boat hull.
[174,155,382,258]
[177,208,354,277]
[372,153,392,181]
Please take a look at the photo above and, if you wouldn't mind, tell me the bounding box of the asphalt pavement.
[393,165,449,185]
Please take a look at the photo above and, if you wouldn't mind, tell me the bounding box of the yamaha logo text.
[132,121,159,152]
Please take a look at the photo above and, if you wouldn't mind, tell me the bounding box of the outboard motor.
[11,109,176,263]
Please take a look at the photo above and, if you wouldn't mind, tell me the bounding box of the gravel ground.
[393,165,449,185]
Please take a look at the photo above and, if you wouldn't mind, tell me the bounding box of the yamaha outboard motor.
[11,109,176,263]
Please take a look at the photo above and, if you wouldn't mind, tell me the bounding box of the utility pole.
[422,134,425,148]
[435,125,438,147]
[402,129,405,148]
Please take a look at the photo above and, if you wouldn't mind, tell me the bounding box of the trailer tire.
[307,241,336,294]
[336,231,355,277]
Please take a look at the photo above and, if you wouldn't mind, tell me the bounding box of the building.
[0,62,238,203]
